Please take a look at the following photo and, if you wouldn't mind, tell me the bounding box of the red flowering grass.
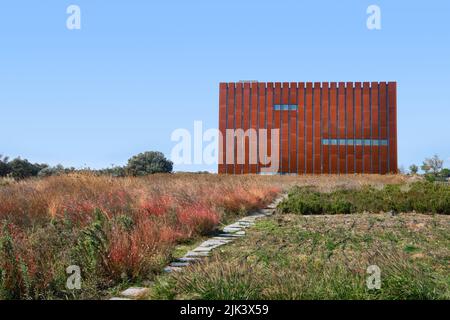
[137,194,174,218]
[107,221,177,280]
[177,203,220,237]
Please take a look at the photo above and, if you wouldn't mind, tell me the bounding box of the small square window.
[274,104,298,111]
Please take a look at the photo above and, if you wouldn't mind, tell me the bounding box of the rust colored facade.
[218,82,397,174]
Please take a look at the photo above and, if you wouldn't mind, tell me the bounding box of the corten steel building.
[218,82,397,174]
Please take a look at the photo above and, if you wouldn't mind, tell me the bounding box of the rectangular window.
[321,139,388,146]
[274,104,298,111]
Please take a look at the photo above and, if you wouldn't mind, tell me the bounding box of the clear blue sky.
[1,0,449,172]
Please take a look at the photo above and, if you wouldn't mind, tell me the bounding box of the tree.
[8,158,48,179]
[409,164,418,175]
[440,168,450,178]
[126,151,173,176]
[0,155,11,177]
[421,154,443,175]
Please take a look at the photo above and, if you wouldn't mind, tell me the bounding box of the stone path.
[109,193,286,300]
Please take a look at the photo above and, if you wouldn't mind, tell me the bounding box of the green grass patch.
[278,182,450,215]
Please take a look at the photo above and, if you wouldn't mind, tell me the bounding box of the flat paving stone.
[177,257,202,263]
[237,220,254,224]
[227,223,251,229]
[195,244,224,250]
[201,240,228,246]
[120,287,150,298]
[170,262,190,268]
[211,237,234,243]
[237,220,255,227]
[211,236,233,240]
[217,233,244,238]
[223,227,242,233]
[185,251,210,257]
[223,228,242,233]
[163,266,183,273]
[193,246,215,252]
[224,223,241,228]
[224,224,242,229]
[110,297,132,300]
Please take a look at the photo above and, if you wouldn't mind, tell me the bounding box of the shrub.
[71,209,110,280]
[409,164,419,175]
[7,158,47,180]
[327,198,354,214]
[126,151,173,176]
[440,168,450,178]
[96,166,126,177]
[0,155,11,177]
[279,182,450,215]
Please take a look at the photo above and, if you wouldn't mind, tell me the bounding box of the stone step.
[222,227,242,233]
[169,261,190,268]
[211,237,234,242]
[177,256,202,263]
[226,222,252,229]
[163,266,183,273]
[237,220,254,225]
[217,232,244,238]
[120,287,150,298]
[193,246,216,252]
[200,239,229,246]
[185,250,210,257]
